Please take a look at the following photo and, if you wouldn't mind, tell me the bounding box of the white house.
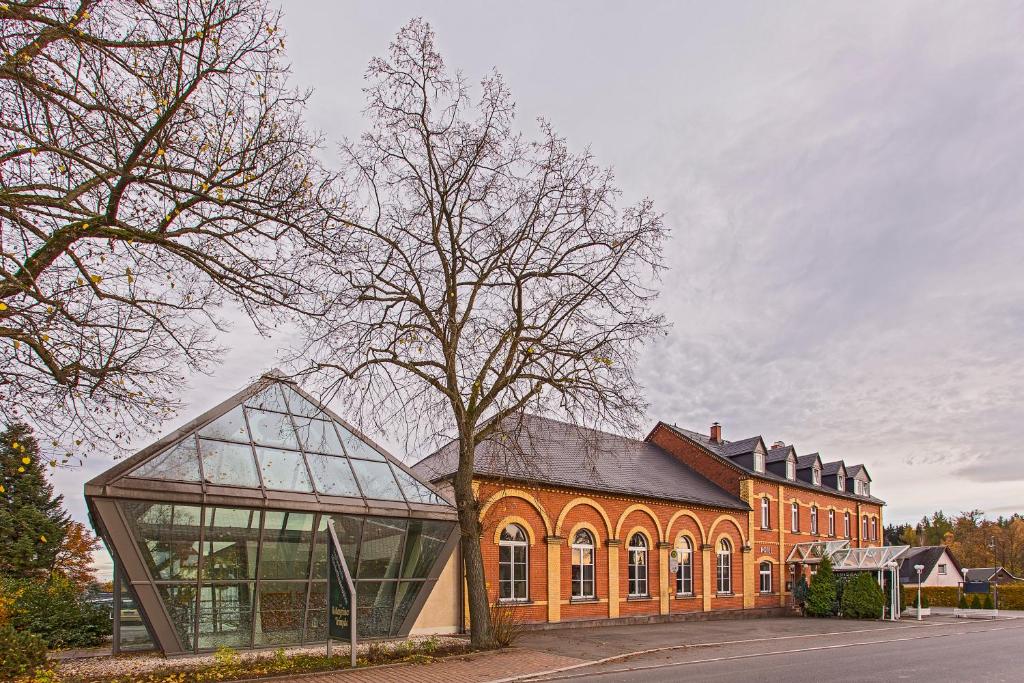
[899,546,962,587]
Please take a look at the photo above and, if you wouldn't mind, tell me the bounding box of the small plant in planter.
[982,594,994,610]
[959,594,969,609]
[970,594,981,609]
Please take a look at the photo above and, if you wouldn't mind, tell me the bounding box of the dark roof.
[821,460,846,476]
[847,464,870,481]
[898,546,960,584]
[412,414,748,511]
[964,567,1022,582]
[796,453,822,469]
[766,445,794,463]
[658,423,886,505]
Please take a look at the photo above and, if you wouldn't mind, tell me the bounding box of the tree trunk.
[452,433,493,647]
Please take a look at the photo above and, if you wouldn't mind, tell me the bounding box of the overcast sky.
[56,1,1024,578]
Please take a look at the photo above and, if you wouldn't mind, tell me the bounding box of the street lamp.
[914,564,925,620]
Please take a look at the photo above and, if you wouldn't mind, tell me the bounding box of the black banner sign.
[327,522,356,641]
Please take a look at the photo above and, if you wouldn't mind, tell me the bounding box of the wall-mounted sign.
[759,546,773,554]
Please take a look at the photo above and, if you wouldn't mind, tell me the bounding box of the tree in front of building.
[52,521,101,591]
[840,572,885,619]
[0,423,69,578]
[805,556,838,617]
[293,19,667,647]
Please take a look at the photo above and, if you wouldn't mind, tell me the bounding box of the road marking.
[521,622,1024,681]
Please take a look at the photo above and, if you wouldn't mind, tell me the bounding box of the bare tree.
[296,20,666,646]
[0,0,340,456]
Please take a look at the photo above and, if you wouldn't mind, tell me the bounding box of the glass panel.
[260,511,314,579]
[337,424,386,461]
[305,582,328,642]
[197,582,254,650]
[357,517,407,579]
[392,581,425,632]
[199,439,260,488]
[246,408,299,450]
[130,438,200,482]
[401,520,453,579]
[202,507,261,580]
[356,581,397,638]
[391,465,446,505]
[157,584,197,650]
[312,515,362,580]
[116,572,155,651]
[294,416,344,455]
[245,384,289,413]
[307,454,362,498]
[256,447,313,492]
[350,459,405,501]
[198,406,250,443]
[282,386,328,418]
[255,581,307,646]
[122,502,201,580]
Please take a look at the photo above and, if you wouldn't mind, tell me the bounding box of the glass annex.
[85,374,459,655]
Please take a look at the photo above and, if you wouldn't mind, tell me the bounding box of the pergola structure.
[786,541,910,619]
[85,373,459,655]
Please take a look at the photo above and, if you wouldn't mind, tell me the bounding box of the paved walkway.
[288,649,587,683]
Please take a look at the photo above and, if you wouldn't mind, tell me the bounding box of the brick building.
[414,414,885,626]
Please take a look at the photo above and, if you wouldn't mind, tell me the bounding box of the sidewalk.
[285,648,587,683]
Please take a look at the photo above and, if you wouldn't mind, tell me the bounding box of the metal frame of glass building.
[85,372,460,655]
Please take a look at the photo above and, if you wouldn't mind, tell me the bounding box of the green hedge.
[908,584,1024,609]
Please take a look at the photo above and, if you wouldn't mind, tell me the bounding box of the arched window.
[810,506,819,535]
[499,524,529,601]
[674,536,693,595]
[828,509,835,536]
[844,512,851,538]
[628,533,648,597]
[760,497,770,529]
[571,529,596,599]
[871,518,878,541]
[759,561,772,594]
[862,515,869,540]
[791,502,800,532]
[716,539,732,594]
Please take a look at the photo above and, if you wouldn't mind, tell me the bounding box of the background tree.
[0,423,68,577]
[295,20,666,646]
[52,520,100,590]
[0,0,340,455]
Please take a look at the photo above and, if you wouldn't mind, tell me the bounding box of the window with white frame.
[499,524,529,601]
[675,536,693,596]
[864,482,870,496]
[837,470,845,492]
[810,506,818,535]
[761,497,770,529]
[786,458,796,480]
[844,512,850,538]
[791,502,800,532]
[716,539,732,593]
[828,509,835,536]
[753,450,765,473]
[871,517,878,541]
[628,533,648,597]
[571,529,596,599]
[938,563,947,575]
[812,466,821,486]
[862,515,869,540]
[759,561,772,593]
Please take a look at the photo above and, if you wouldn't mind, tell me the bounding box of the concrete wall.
[409,549,463,635]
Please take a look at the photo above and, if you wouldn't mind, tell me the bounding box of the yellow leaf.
[0,485,5,493]
[0,302,6,311]
[201,182,209,192]
[76,277,84,286]
[13,340,19,349]
[90,274,102,284]
[11,441,18,448]
[39,535,46,543]
[17,466,24,473]
[21,457,29,464]
[157,148,166,157]
[40,334,48,342]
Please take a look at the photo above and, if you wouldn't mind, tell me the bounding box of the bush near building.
[840,572,885,619]
[0,574,109,648]
[0,624,47,681]
[806,557,838,617]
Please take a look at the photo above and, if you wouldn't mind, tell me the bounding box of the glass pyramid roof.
[786,540,911,571]
[125,379,448,507]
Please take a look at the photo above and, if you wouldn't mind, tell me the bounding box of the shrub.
[806,557,838,617]
[0,624,47,680]
[982,594,994,609]
[969,594,981,609]
[958,594,969,609]
[0,574,110,648]
[793,575,809,608]
[489,600,524,648]
[995,585,1024,610]
[920,592,929,609]
[840,573,885,619]
[918,586,959,607]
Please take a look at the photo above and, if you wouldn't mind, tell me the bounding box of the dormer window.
[812,466,821,486]
[786,458,795,481]
[837,471,845,492]
[863,482,870,497]
[753,450,765,473]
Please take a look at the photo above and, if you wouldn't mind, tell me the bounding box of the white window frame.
[810,506,818,535]
[761,497,770,529]
[675,536,693,596]
[716,539,732,594]
[759,561,772,594]
[812,466,821,486]
[862,515,869,540]
[786,458,796,480]
[837,470,845,492]
[791,502,800,532]
[864,482,870,496]
[499,524,529,602]
[828,509,835,536]
[753,451,765,473]
[871,517,878,541]
[938,563,947,575]
[628,533,649,597]
[571,529,596,599]
[844,512,851,538]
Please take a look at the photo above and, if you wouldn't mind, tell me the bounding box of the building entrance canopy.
[786,541,910,571]
[85,372,459,655]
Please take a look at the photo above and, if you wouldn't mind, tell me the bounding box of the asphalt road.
[527,618,1024,683]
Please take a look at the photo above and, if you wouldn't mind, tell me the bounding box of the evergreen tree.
[0,423,69,577]
[806,556,838,617]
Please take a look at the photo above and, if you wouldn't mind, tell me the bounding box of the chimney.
[710,422,722,444]
[772,440,786,449]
